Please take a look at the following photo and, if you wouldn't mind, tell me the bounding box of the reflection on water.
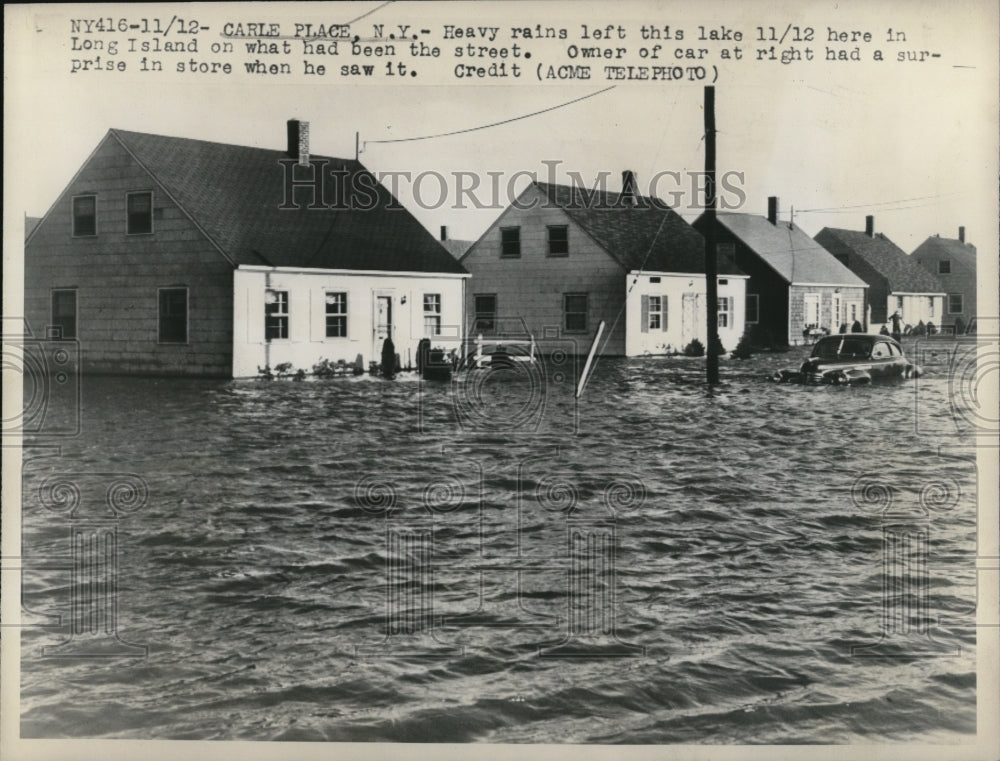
[18,344,979,742]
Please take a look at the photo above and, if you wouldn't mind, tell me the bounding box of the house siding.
[461,185,626,355]
[911,241,977,329]
[701,223,790,345]
[24,135,233,376]
[813,231,890,324]
[787,285,867,342]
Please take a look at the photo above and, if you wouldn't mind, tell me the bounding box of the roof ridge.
[111,127,360,165]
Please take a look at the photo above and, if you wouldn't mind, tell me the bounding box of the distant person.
[879,325,890,336]
[851,320,864,333]
[839,322,848,334]
[889,310,903,342]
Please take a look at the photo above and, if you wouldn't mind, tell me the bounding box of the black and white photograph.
[3,1,998,758]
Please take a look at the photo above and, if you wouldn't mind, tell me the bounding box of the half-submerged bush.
[683,339,705,357]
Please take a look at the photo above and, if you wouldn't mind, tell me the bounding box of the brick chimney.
[287,119,309,167]
[959,226,965,243]
[621,170,637,207]
[865,215,874,237]
[440,226,448,241]
[767,196,778,225]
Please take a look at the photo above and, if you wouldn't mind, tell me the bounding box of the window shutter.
[662,294,669,331]
[641,295,649,333]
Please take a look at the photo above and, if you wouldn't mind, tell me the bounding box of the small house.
[459,173,748,356]
[24,120,468,377]
[910,227,977,333]
[815,217,946,332]
[694,198,869,346]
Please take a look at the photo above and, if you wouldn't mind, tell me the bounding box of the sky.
[6,1,998,264]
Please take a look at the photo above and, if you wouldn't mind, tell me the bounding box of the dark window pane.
[501,227,521,258]
[159,288,187,343]
[51,290,77,339]
[128,193,153,234]
[474,294,497,333]
[547,225,568,256]
[73,196,96,236]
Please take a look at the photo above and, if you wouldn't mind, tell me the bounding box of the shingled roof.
[532,181,743,276]
[911,234,977,271]
[109,129,466,274]
[815,227,945,294]
[709,213,867,287]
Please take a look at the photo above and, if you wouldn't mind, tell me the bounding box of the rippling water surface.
[19,342,979,743]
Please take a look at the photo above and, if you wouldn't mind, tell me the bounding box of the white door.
[681,293,704,346]
[374,295,392,355]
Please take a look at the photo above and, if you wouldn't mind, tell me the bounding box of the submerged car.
[774,334,922,385]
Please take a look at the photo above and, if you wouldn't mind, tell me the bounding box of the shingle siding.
[25,135,233,377]
[462,185,626,354]
[911,237,977,328]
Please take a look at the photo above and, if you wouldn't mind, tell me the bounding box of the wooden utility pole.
[704,86,720,386]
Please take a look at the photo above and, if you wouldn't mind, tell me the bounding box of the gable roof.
[103,129,465,274]
[532,182,743,276]
[815,227,945,294]
[440,238,474,259]
[25,216,42,240]
[911,234,977,271]
[708,213,867,287]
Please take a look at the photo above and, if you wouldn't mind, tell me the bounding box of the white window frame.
[265,289,289,341]
[803,293,821,328]
[325,291,348,338]
[648,295,662,330]
[718,296,733,329]
[423,293,442,336]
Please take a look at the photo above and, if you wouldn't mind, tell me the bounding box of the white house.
[625,271,748,356]
[232,266,468,377]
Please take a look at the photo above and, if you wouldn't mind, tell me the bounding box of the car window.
[811,338,842,359]
[888,343,902,357]
[872,342,891,359]
[840,338,871,358]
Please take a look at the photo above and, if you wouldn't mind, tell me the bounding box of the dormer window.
[127,192,153,235]
[72,195,96,237]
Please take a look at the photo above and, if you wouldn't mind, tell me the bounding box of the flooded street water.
[18,341,979,743]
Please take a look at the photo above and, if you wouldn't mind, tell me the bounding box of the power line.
[796,192,963,213]
[346,0,395,26]
[364,86,617,147]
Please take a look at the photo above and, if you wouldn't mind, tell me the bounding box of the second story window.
[547,225,568,256]
[127,192,153,235]
[938,260,951,274]
[501,227,521,258]
[72,195,96,237]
